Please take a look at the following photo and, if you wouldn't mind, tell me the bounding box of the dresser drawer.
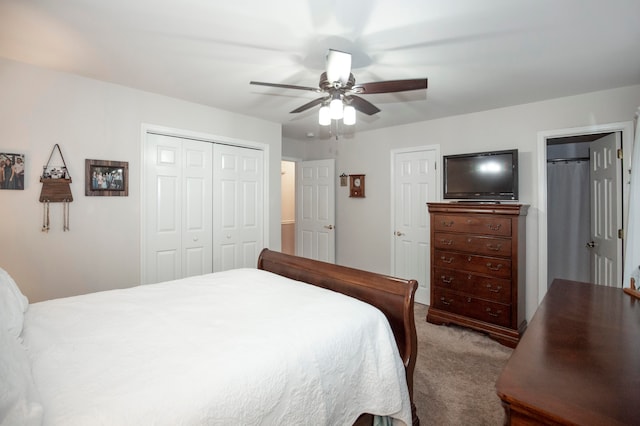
[433,267,511,304]
[434,250,512,279]
[433,214,512,237]
[434,232,512,257]
[433,287,511,327]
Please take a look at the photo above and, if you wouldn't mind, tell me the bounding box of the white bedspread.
[22,268,411,426]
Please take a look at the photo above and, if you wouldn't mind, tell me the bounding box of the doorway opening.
[281,160,296,255]
[546,134,611,287]
[537,121,633,305]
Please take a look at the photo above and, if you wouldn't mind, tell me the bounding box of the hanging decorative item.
[349,174,365,198]
[39,144,72,232]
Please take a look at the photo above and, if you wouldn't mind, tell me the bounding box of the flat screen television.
[443,149,518,201]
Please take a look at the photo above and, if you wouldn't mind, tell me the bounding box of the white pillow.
[0,327,44,426]
[0,267,29,338]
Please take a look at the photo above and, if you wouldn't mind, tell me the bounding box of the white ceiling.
[1,0,639,141]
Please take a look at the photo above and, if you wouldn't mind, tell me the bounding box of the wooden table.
[496,279,640,425]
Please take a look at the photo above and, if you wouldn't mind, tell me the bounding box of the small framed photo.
[85,159,128,196]
[0,153,25,190]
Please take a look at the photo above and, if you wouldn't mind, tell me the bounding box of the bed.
[1,249,419,426]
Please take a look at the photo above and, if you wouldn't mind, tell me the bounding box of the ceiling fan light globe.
[330,98,343,119]
[318,106,331,126]
[343,105,356,125]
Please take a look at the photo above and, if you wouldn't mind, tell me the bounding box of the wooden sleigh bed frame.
[257,249,420,426]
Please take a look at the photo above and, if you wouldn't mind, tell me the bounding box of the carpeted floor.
[412,303,513,425]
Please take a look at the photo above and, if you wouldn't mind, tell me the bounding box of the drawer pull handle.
[486,263,503,271]
[441,221,454,227]
[440,297,452,306]
[486,243,502,251]
[486,284,502,293]
[441,276,453,284]
[486,308,502,317]
[440,239,453,245]
[440,256,454,264]
[488,223,502,231]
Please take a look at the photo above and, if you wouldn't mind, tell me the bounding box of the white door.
[144,133,213,284]
[297,159,335,262]
[213,143,264,271]
[392,147,438,305]
[589,132,622,286]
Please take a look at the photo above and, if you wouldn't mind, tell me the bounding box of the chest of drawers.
[426,202,528,347]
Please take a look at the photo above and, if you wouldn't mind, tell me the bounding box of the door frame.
[536,121,633,305]
[140,123,270,284]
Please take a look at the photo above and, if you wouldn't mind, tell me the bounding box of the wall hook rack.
[39,144,72,231]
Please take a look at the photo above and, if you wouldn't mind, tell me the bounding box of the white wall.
[285,84,640,321]
[0,58,282,302]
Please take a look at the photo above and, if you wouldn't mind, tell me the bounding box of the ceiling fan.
[250,49,428,124]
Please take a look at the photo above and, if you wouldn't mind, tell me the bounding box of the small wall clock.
[349,174,365,198]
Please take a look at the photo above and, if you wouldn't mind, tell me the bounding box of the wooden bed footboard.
[257,249,419,426]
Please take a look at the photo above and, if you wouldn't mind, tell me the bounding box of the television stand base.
[453,200,502,204]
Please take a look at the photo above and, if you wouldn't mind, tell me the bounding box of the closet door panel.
[182,140,213,278]
[144,134,212,283]
[213,144,264,271]
[145,135,182,284]
[145,133,265,282]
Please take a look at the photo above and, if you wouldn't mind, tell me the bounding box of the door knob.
[395,231,405,236]
[324,224,334,230]
[586,241,596,248]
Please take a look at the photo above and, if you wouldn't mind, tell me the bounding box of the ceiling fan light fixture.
[343,105,356,125]
[330,97,343,120]
[318,105,331,126]
[250,49,428,136]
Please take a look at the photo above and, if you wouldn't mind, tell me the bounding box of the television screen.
[443,149,518,201]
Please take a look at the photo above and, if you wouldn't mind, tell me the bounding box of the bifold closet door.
[144,133,213,284]
[212,143,264,271]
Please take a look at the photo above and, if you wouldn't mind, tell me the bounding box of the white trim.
[142,123,266,150]
[536,121,633,305]
[140,123,270,284]
[389,144,441,277]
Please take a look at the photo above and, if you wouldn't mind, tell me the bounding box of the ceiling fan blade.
[290,96,328,113]
[326,49,352,85]
[353,78,428,94]
[347,95,381,116]
[250,81,320,92]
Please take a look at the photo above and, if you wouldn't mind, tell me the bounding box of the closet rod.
[547,157,589,163]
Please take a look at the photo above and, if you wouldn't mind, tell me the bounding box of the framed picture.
[85,159,128,196]
[0,152,25,190]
